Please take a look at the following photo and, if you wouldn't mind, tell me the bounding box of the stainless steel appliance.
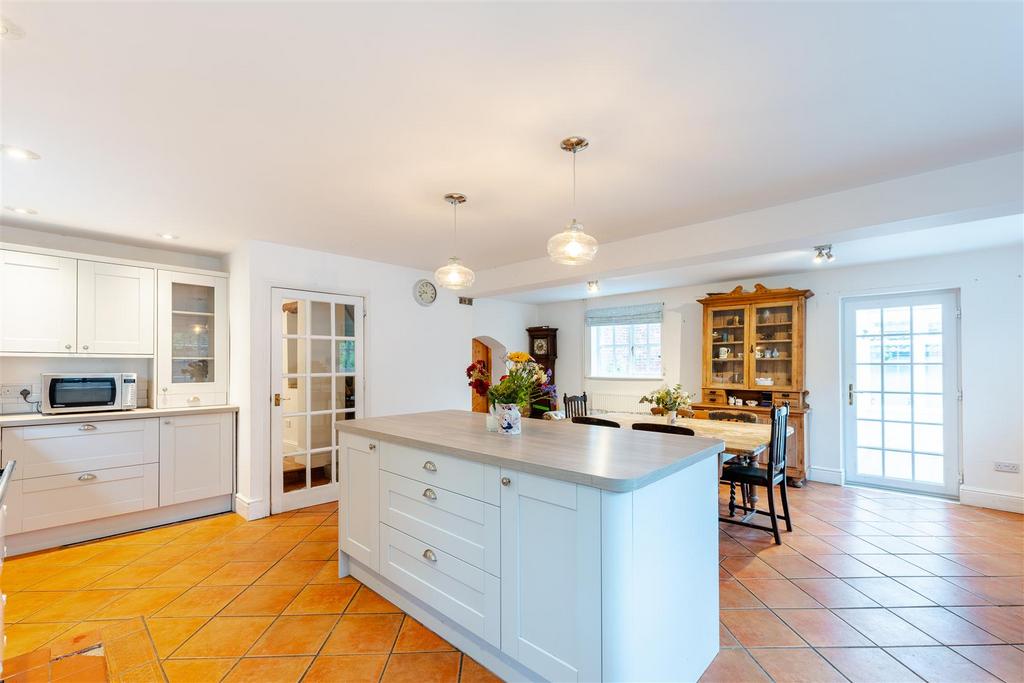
[41,373,138,414]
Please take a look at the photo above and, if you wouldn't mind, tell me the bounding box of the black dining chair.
[571,416,620,428]
[631,422,695,436]
[563,393,588,419]
[719,403,793,544]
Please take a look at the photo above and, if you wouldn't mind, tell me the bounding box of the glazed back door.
[271,288,364,512]
[842,290,960,497]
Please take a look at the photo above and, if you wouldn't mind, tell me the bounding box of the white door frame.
[841,289,962,497]
[270,287,365,513]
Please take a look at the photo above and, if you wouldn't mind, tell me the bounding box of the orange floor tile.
[1,485,1021,682]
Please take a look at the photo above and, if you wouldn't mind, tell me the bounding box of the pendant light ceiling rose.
[560,136,589,153]
[444,192,466,205]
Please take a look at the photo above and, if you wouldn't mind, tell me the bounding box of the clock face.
[533,338,548,355]
[414,279,437,306]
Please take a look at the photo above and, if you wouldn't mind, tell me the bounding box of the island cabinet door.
[499,470,601,683]
[339,432,379,571]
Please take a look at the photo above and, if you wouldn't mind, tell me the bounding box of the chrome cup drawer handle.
[422,549,437,562]
[78,473,97,481]
[78,424,97,431]
[422,488,437,501]
[422,461,437,472]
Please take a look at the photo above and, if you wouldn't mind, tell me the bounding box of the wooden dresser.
[692,284,813,484]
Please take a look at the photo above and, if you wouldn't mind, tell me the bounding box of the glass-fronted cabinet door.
[157,270,228,407]
[705,304,748,389]
[751,300,798,391]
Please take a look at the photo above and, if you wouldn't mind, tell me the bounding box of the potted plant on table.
[639,384,693,425]
[483,352,556,435]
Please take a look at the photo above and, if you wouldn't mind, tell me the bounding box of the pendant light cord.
[571,149,577,220]
[452,199,458,257]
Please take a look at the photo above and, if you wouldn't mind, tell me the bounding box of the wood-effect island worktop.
[337,410,724,682]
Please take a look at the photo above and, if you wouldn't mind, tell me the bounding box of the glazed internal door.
[842,291,960,497]
[271,288,364,512]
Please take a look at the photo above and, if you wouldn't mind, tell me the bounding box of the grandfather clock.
[527,326,558,417]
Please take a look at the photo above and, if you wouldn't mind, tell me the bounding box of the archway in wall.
[470,336,507,412]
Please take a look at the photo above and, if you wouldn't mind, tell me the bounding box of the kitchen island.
[336,410,724,682]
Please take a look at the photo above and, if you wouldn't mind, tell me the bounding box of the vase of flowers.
[483,352,556,434]
[639,384,693,425]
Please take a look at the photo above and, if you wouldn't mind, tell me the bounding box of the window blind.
[584,303,663,327]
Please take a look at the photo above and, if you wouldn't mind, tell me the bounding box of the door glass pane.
[883,365,911,392]
[338,376,355,409]
[856,309,881,335]
[914,394,943,423]
[885,451,912,479]
[283,415,306,453]
[914,365,943,393]
[913,334,942,363]
[172,283,213,313]
[883,394,912,421]
[283,339,305,375]
[336,304,355,337]
[310,340,332,373]
[172,315,213,356]
[884,422,912,451]
[856,392,881,419]
[857,420,882,448]
[856,337,881,363]
[882,307,910,334]
[283,454,306,492]
[912,305,942,333]
[914,424,943,454]
[310,377,332,412]
[857,448,883,476]
[310,450,333,487]
[915,454,943,483]
[337,340,356,373]
[172,359,212,384]
[710,308,745,385]
[310,413,332,450]
[282,300,303,335]
[882,336,910,363]
[856,365,881,391]
[282,376,306,412]
[311,301,332,336]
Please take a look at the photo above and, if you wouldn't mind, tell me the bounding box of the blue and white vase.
[495,403,522,435]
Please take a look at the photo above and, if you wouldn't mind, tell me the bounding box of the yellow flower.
[507,351,532,363]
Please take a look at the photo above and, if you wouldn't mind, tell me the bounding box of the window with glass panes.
[589,322,662,378]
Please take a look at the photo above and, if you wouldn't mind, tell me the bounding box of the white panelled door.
[271,288,364,512]
[842,290,961,497]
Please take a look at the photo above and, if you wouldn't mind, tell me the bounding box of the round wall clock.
[413,279,438,306]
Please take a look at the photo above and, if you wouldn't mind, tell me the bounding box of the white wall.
[536,244,1024,512]
[229,240,537,518]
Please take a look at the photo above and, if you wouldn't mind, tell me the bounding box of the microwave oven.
[41,373,138,414]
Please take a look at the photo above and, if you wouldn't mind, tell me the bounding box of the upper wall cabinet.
[0,250,78,353]
[77,261,155,355]
[157,270,228,407]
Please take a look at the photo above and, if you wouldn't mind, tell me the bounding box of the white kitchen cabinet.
[159,412,234,505]
[77,261,155,355]
[157,270,228,406]
[499,470,602,683]
[339,431,379,571]
[0,250,77,353]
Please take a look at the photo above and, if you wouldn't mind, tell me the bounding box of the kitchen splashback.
[0,357,151,414]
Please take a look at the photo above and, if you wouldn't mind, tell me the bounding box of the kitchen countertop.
[0,404,239,428]
[337,409,724,493]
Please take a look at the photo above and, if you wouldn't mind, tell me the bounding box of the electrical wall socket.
[1,384,33,400]
[993,461,1021,474]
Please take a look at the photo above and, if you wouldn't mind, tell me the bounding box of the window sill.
[585,376,665,382]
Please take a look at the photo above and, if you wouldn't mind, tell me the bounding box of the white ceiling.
[505,215,1024,304]
[1,2,1022,271]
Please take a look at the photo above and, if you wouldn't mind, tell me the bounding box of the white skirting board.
[5,495,233,556]
[234,492,269,521]
[347,559,544,683]
[960,485,1024,514]
[808,466,844,485]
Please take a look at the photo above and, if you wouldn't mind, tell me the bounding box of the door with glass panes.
[271,288,364,512]
[842,291,960,497]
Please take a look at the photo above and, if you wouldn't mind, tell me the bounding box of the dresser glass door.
[707,306,747,388]
[752,302,795,390]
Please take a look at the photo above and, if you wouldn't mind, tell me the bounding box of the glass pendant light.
[434,193,475,290]
[547,136,598,265]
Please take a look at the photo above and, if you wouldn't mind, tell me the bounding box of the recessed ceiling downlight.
[1,144,40,160]
[158,233,179,240]
[4,206,37,215]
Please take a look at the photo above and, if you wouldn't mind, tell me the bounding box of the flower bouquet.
[484,352,556,434]
[639,384,693,424]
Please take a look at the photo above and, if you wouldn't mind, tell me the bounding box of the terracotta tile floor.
[2,483,1021,682]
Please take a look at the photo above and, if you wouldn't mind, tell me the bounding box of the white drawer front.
[380,442,499,505]
[4,419,159,479]
[379,523,499,647]
[380,471,499,577]
[18,463,159,532]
